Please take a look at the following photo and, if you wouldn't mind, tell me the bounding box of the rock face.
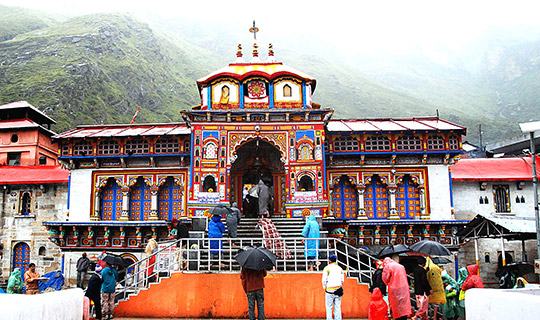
[0,13,208,132]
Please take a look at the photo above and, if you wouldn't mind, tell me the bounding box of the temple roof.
[0,101,56,125]
[196,62,317,92]
[53,123,190,140]
[451,155,540,181]
[326,117,466,133]
[0,165,69,184]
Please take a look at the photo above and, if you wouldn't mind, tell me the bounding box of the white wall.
[427,165,453,220]
[68,169,93,222]
[452,181,536,220]
[466,287,540,320]
[1,288,83,320]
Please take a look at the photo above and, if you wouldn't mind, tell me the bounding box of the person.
[322,254,344,320]
[301,213,320,271]
[499,266,517,289]
[441,270,462,320]
[513,277,528,288]
[240,267,267,320]
[7,268,23,294]
[77,252,90,288]
[256,179,270,216]
[145,235,158,282]
[208,213,226,268]
[257,213,292,259]
[86,265,103,320]
[412,256,431,320]
[382,255,411,320]
[368,287,389,320]
[456,267,468,317]
[425,257,446,320]
[227,202,242,246]
[461,264,484,292]
[101,263,118,320]
[369,260,388,309]
[24,262,40,295]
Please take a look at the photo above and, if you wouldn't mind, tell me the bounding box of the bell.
[252,156,264,170]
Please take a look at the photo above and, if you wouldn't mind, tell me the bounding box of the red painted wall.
[115,273,371,318]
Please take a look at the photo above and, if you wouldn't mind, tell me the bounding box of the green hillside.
[0,5,60,41]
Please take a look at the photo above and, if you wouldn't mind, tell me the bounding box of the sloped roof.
[53,123,191,140]
[456,213,536,240]
[0,119,56,136]
[326,117,466,133]
[451,156,540,181]
[0,165,69,185]
[0,101,56,125]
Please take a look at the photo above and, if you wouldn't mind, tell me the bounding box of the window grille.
[98,140,120,155]
[204,142,218,159]
[184,141,191,153]
[125,138,149,154]
[20,192,32,215]
[396,135,422,150]
[427,135,445,150]
[155,138,180,153]
[494,185,510,213]
[61,144,70,156]
[365,136,391,151]
[334,136,359,151]
[73,141,94,156]
[448,135,459,150]
[298,144,313,160]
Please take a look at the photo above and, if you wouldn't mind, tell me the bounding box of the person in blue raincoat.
[208,213,226,268]
[301,213,320,271]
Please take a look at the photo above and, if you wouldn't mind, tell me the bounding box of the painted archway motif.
[363,174,390,219]
[13,242,30,282]
[331,175,358,219]
[229,133,287,164]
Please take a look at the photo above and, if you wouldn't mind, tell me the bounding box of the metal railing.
[116,236,378,302]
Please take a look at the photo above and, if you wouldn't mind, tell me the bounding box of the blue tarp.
[38,271,64,292]
[0,287,5,293]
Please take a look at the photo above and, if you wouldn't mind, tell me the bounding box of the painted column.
[328,188,334,217]
[418,185,426,218]
[387,184,399,219]
[149,186,160,220]
[474,237,480,267]
[356,184,367,220]
[501,236,506,266]
[120,186,131,221]
[92,190,101,221]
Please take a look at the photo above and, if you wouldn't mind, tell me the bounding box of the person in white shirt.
[322,254,344,320]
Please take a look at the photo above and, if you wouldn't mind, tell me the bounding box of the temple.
[43,32,467,266]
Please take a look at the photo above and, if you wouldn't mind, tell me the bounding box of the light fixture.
[479,182,487,190]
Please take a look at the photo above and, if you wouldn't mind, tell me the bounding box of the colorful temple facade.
[43,40,467,268]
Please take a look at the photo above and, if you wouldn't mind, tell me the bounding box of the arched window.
[298,143,313,160]
[38,246,46,256]
[427,135,445,150]
[365,175,389,218]
[159,177,182,220]
[203,175,216,192]
[298,175,314,191]
[155,138,180,153]
[20,192,32,215]
[396,135,422,150]
[395,175,420,219]
[449,135,460,150]
[333,136,359,151]
[365,136,391,151]
[101,178,122,221]
[130,177,151,221]
[98,140,120,155]
[125,138,149,154]
[494,185,510,213]
[204,142,218,159]
[283,84,292,97]
[184,141,191,153]
[73,141,93,156]
[331,175,358,219]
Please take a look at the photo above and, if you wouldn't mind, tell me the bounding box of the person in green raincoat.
[7,268,23,294]
[441,270,463,320]
[456,267,468,317]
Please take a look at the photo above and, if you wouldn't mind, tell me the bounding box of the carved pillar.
[104,227,110,247]
[120,186,130,221]
[418,184,426,218]
[358,226,364,246]
[328,188,334,217]
[390,225,397,244]
[374,226,381,245]
[92,190,101,221]
[136,227,142,248]
[387,184,399,219]
[59,227,65,247]
[119,227,126,247]
[88,227,94,246]
[356,184,367,219]
[149,186,160,220]
[73,227,79,247]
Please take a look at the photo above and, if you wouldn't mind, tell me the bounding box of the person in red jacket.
[368,287,389,320]
[241,267,267,320]
[461,264,484,291]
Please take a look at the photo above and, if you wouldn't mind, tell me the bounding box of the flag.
[130,105,141,124]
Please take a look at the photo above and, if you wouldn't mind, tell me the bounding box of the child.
[368,287,389,320]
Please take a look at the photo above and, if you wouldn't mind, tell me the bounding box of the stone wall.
[0,183,68,282]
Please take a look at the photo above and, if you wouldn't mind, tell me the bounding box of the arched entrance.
[230,139,284,217]
[12,242,30,281]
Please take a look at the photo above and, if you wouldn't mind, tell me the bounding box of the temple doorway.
[230,139,284,217]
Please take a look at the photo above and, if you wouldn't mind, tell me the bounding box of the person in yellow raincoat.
[425,257,446,320]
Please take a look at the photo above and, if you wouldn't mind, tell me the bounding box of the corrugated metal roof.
[53,124,191,139]
[0,165,69,184]
[451,156,540,181]
[0,119,39,129]
[327,117,465,133]
[456,213,536,240]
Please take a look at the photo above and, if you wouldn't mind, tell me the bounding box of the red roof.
[53,123,190,140]
[0,165,69,184]
[451,156,540,181]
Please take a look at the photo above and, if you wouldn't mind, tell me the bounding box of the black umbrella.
[102,253,127,268]
[210,205,232,216]
[500,262,535,277]
[377,244,411,258]
[234,246,277,271]
[431,257,452,265]
[410,240,451,256]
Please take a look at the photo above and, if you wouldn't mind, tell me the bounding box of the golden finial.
[237,44,243,57]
